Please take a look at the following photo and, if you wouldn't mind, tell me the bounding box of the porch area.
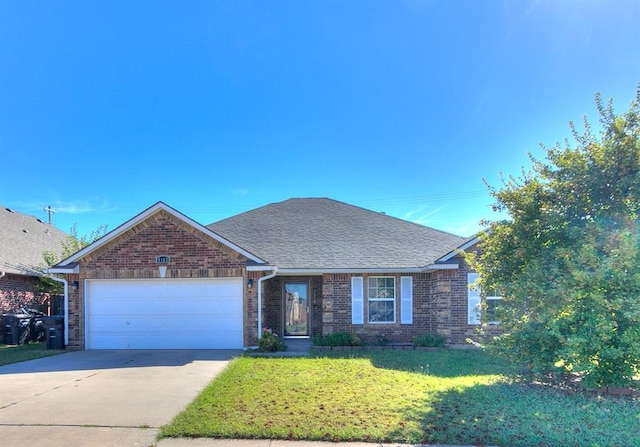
[262,275,323,341]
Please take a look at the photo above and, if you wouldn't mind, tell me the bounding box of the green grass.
[0,342,64,366]
[161,350,640,446]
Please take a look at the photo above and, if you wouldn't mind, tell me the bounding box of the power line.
[43,205,57,224]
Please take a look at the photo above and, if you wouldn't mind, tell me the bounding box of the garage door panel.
[86,278,243,349]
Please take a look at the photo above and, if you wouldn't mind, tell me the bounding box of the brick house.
[1,206,68,314]
[49,199,485,350]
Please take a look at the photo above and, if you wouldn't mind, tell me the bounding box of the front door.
[284,282,309,336]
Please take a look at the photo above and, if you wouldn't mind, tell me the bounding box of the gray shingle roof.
[0,206,68,275]
[207,198,466,270]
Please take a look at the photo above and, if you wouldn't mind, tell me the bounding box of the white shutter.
[467,272,481,325]
[351,276,364,324]
[400,276,413,324]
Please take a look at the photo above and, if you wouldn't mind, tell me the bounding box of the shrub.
[312,332,361,347]
[257,329,287,352]
[413,332,447,347]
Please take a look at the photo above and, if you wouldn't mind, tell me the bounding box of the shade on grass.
[161,350,640,446]
[0,342,64,366]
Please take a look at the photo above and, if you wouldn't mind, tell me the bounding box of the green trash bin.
[42,316,65,350]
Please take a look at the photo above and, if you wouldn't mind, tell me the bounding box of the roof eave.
[273,264,459,275]
[46,263,79,274]
[435,235,483,263]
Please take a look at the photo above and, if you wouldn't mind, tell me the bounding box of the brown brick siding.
[66,210,250,349]
[62,208,490,349]
[0,274,40,313]
[322,272,432,344]
[314,262,482,346]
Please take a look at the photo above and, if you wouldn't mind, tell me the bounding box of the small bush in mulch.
[413,332,447,348]
[257,328,287,352]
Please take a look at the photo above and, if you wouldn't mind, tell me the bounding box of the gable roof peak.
[53,201,265,268]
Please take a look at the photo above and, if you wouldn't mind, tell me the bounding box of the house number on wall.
[156,256,171,263]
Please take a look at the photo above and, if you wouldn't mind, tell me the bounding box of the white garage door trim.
[85,277,244,350]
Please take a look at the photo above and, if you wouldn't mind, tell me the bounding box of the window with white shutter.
[400,276,413,324]
[351,276,364,324]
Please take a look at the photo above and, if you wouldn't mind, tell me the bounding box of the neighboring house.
[0,206,68,314]
[49,199,486,350]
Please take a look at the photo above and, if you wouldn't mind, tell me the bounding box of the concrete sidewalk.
[157,439,480,447]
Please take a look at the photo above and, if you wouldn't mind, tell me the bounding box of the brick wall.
[323,272,432,344]
[0,274,40,313]
[318,264,481,346]
[66,209,249,349]
[431,260,482,345]
[263,277,282,338]
[245,271,260,346]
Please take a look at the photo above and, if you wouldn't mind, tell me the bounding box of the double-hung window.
[368,277,395,323]
[468,272,502,325]
[485,291,502,325]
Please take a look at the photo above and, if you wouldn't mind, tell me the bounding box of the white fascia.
[436,237,482,263]
[46,265,79,274]
[247,265,279,272]
[273,264,459,276]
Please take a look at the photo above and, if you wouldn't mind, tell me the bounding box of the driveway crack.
[0,423,159,429]
[0,372,101,410]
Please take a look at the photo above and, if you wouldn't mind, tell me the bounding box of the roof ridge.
[289,197,466,238]
[209,197,464,239]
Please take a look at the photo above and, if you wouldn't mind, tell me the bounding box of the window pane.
[486,298,501,323]
[368,277,395,299]
[368,300,394,323]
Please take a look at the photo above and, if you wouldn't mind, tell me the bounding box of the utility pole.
[43,205,57,225]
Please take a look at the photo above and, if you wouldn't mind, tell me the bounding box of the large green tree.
[469,88,640,389]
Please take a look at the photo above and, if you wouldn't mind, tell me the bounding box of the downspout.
[257,267,278,337]
[45,275,69,346]
[0,271,5,280]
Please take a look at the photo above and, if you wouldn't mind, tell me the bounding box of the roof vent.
[5,208,15,213]
[23,229,29,233]
[36,218,44,223]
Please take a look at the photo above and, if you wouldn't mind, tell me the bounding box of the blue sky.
[1,1,638,238]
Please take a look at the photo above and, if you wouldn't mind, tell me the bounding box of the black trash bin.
[3,314,31,345]
[2,314,13,344]
[41,316,65,350]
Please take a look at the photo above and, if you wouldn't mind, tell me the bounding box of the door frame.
[282,281,310,338]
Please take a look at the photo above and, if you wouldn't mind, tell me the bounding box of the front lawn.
[161,350,640,446]
[0,342,64,366]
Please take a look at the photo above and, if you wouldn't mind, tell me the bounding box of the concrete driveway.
[0,349,239,447]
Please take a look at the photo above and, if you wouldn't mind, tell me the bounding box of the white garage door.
[85,278,243,349]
